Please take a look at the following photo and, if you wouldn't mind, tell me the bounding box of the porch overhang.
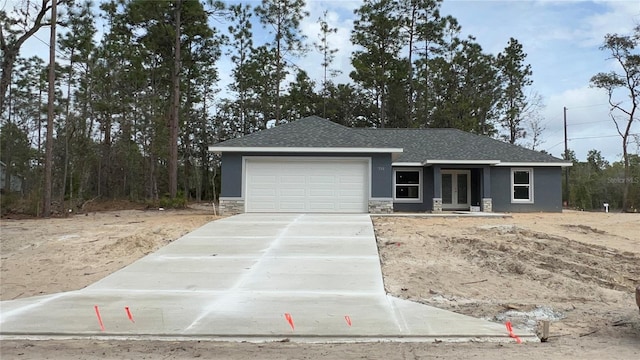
[425,159,501,165]
[391,159,572,167]
[495,161,573,167]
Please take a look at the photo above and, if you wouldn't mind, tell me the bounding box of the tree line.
[564,150,640,212]
[0,0,636,214]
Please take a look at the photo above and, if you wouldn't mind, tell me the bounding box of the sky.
[13,0,640,162]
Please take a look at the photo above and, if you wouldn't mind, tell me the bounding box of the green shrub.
[159,195,187,209]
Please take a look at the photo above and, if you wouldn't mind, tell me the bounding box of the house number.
[377,166,385,171]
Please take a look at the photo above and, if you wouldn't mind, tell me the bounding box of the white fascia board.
[392,162,424,167]
[208,146,403,154]
[425,159,501,165]
[495,162,573,167]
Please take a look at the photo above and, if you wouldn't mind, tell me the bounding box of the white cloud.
[298,0,358,87]
[581,0,640,46]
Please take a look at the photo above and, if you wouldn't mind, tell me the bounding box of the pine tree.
[496,37,533,144]
[227,3,254,135]
[350,0,404,128]
[397,0,444,126]
[255,0,309,125]
[57,0,97,210]
[315,10,339,118]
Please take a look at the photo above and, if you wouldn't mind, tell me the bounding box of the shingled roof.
[357,128,565,163]
[209,116,567,165]
[210,116,382,148]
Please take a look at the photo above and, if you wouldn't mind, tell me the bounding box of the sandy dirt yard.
[1,206,639,359]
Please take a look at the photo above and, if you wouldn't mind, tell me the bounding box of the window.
[394,168,422,202]
[511,168,533,203]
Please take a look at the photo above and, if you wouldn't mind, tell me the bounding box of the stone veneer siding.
[432,198,443,213]
[368,199,394,214]
[219,199,245,215]
[482,198,493,212]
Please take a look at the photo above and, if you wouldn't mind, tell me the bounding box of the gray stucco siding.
[491,166,563,212]
[370,153,393,198]
[220,153,243,197]
[393,166,434,212]
[218,152,393,199]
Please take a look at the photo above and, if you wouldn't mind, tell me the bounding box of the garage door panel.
[249,202,277,211]
[309,175,336,184]
[279,201,306,211]
[309,189,334,196]
[245,159,368,213]
[280,175,306,183]
[340,175,363,182]
[283,188,306,196]
[250,175,276,184]
[338,182,362,190]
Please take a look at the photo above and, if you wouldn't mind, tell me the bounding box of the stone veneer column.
[432,198,443,213]
[219,199,245,215]
[368,199,394,214]
[482,198,493,212]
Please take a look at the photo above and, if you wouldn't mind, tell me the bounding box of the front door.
[441,170,471,210]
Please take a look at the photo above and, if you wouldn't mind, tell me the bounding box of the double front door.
[441,170,471,210]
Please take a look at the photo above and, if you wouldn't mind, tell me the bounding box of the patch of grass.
[158,194,187,209]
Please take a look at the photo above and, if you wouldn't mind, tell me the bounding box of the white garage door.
[245,158,369,213]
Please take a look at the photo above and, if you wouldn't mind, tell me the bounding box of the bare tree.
[522,91,546,150]
[590,26,639,212]
[0,0,70,114]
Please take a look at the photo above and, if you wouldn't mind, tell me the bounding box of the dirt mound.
[99,234,158,257]
[374,213,640,340]
[458,225,640,292]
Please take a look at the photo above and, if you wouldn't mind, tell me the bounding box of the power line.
[565,99,632,111]
[565,103,609,110]
[541,116,561,128]
[569,133,638,141]
[546,140,564,151]
[566,119,612,127]
[545,133,637,152]
[30,33,70,63]
[27,33,90,74]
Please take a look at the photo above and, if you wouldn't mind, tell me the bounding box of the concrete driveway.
[0,214,535,341]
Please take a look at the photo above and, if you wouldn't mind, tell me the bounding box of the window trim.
[511,168,534,204]
[393,167,423,203]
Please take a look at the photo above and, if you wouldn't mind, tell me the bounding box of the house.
[0,161,24,193]
[208,116,571,215]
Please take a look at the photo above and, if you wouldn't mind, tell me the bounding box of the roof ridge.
[299,116,381,143]
[356,127,460,131]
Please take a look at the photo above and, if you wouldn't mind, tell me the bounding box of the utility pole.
[563,106,569,207]
[43,0,57,217]
[168,0,182,199]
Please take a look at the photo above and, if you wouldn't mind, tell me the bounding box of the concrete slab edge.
[0,334,540,344]
[370,213,512,218]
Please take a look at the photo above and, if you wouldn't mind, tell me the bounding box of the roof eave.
[424,159,501,165]
[392,162,425,166]
[208,146,404,154]
[494,162,573,167]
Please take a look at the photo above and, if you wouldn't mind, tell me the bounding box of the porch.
[392,164,493,213]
